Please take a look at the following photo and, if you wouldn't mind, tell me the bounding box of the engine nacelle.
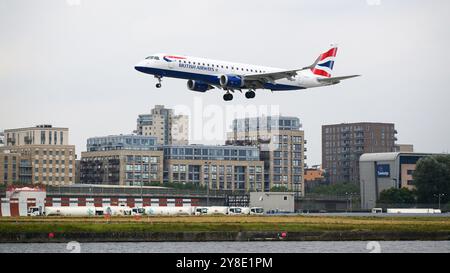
[219,74,244,89]
[187,80,211,92]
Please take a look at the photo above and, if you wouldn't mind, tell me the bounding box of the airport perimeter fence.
[302,193,361,201]
[45,185,248,199]
[375,203,450,212]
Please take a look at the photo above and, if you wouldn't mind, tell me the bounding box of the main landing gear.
[245,90,256,99]
[223,90,255,101]
[155,76,162,88]
[223,92,233,101]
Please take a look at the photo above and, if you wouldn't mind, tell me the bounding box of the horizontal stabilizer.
[317,75,360,84]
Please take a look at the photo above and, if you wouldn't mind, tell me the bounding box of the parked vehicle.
[144,206,193,215]
[44,206,97,216]
[229,207,251,215]
[387,208,441,214]
[103,206,132,216]
[250,207,264,215]
[27,206,45,216]
[131,207,145,216]
[194,206,229,215]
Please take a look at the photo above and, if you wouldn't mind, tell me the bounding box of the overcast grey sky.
[1,0,449,165]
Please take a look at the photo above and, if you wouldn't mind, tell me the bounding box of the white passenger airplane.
[134,45,360,101]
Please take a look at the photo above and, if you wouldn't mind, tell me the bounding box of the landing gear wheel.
[245,90,256,99]
[223,93,233,101]
[155,76,162,88]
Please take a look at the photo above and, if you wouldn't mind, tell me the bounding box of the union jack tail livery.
[311,46,338,78]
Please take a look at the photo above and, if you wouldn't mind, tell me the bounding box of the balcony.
[24,136,32,145]
[7,138,16,145]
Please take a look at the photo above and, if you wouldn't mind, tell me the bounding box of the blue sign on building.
[376,164,390,177]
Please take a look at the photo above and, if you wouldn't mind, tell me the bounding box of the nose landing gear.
[155,76,162,88]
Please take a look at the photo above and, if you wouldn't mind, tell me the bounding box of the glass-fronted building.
[162,145,264,191]
[87,135,157,152]
[162,145,259,161]
[80,150,163,186]
[231,116,302,133]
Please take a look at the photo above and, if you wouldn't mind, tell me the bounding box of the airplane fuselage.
[135,54,325,91]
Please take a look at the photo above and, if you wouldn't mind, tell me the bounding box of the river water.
[0,241,448,253]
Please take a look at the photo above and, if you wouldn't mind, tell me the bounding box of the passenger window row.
[179,59,265,73]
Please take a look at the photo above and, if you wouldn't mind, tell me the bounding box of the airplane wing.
[243,56,321,84]
[244,69,302,83]
[317,75,361,84]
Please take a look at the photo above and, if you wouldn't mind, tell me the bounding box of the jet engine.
[187,80,212,92]
[219,75,244,89]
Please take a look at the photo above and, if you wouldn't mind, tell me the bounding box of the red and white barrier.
[0,197,197,216]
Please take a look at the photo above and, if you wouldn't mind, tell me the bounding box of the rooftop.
[5,125,68,131]
[359,152,434,162]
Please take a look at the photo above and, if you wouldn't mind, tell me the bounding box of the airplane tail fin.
[311,45,338,78]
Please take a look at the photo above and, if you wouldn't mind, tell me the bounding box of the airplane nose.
[135,65,145,73]
[134,60,147,73]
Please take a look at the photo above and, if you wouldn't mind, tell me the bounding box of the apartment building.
[162,145,264,191]
[322,122,397,184]
[227,116,306,196]
[0,125,76,186]
[80,135,163,186]
[135,105,188,145]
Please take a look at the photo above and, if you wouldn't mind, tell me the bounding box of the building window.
[41,131,45,144]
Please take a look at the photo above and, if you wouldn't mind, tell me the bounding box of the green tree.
[309,182,359,195]
[378,188,417,204]
[413,155,450,204]
[270,186,290,192]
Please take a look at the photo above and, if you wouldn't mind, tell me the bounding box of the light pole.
[345,192,355,213]
[434,193,446,210]
[204,161,210,207]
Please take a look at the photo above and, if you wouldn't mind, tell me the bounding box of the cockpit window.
[145,56,160,60]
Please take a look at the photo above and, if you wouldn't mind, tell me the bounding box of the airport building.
[322,122,397,184]
[250,192,295,213]
[359,152,432,209]
[162,145,264,191]
[80,135,163,186]
[135,105,188,145]
[0,125,76,186]
[227,116,306,196]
